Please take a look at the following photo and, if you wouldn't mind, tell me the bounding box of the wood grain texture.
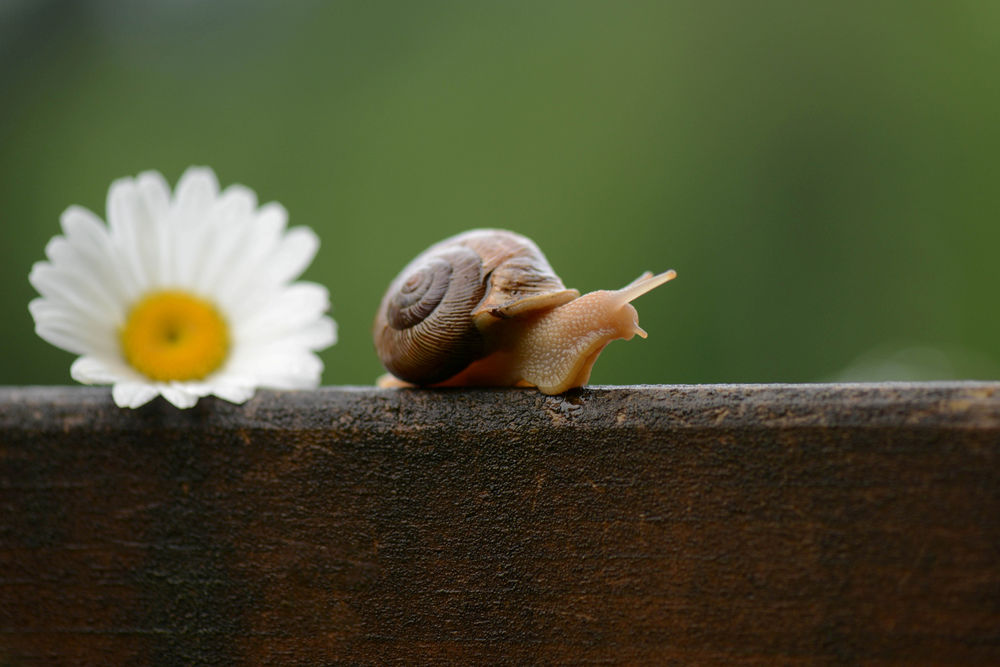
[1,383,998,665]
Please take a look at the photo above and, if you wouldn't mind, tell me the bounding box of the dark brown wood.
[1,383,998,665]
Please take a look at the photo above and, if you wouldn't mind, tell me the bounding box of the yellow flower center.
[120,290,230,382]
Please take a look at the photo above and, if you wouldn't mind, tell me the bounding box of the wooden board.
[1,383,998,664]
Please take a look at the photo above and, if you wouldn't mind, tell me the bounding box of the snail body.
[373,229,676,394]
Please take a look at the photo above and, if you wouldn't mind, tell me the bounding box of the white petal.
[70,356,121,384]
[112,382,160,409]
[168,381,217,401]
[186,207,257,295]
[59,206,138,304]
[236,204,287,274]
[210,383,256,404]
[32,321,91,355]
[291,317,338,350]
[229,349,324,389]
[177,184,257,291]
[28,267,123,349]
[216,184,259,219]
[107,177,157,290]
[237,316,336,355]
[136,171,177,284]
[29,298,117,357]
[252,202,288,242]
[136,171,171,222]
[60,205,108,250]
[71,353,145,384]
[41,237,125,322]
[159,385,198,409]
[266,227,319,285]
[236,282,329,343]
[266,352,324,389]
[316,317,338,348]
[174,167,219,214]
[212,213,289,308]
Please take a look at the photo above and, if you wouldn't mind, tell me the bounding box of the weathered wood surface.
[1,383,998,665]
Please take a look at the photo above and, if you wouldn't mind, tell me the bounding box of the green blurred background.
[2,0,998,387]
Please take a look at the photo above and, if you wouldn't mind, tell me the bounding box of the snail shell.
[373,229,676,394]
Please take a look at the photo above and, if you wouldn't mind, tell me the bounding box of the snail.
[373,229,676,394]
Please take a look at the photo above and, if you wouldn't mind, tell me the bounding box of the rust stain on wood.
[0,383,998,664]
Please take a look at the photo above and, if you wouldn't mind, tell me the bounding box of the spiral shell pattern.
[386,256,454,330]
[375,246,486,384]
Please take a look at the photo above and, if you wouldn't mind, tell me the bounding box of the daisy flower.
[28,167,337,409]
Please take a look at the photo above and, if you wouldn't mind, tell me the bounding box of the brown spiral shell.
[373,229,578,385]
